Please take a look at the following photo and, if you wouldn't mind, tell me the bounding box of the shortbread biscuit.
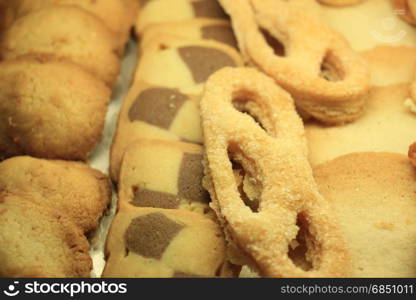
[141,19,237,49]
[110,81,203,182]
[321,0,416,51]
[315,153,416,277]
[0,192,92,277]
[136,0,228,35]
[0,56,110,161]
[118,140,210,215]
[0,6,120,86]
[306,84,416,166]
[0,156,111,234]
[361,46,416,85]
[102,207,230,278]
[201,68,350,277]
[221,0,370,124]
[134,34,243,95]
[13,0,138,52]
[318,0,363,6]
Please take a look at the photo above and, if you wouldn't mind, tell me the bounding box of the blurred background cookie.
[314,152,416,277]
[0,192,92,277]
[0,6,120,86]
[0,56,110,161]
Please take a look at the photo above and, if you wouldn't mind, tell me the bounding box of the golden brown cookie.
[221,0,370,124]
[110,81,202,182]
[314,152,416,277]
[136,0,228,35]
[118,139,210,215]
[102,207,231,278]
[140,19,237,49]
[0,156,111,234]
[13,0,138,52]
[306,84,416,166]
[0,56,110,161]
[0,6,120,86]
[134,34,243,95]
[201,67,350,277]
[0,192,92,277]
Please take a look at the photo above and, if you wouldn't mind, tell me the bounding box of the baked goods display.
[0,157,111,277]
[0,0,416,278]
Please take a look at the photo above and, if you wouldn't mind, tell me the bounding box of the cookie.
[118,139,210,215]
[136,0,228,35]
[0,156,111,234]
[361,46,416,85]
[134,34,243,95]
[314,152,416,277]
[320,0,416,51]
[140,19,237,49]
[13,0,139,53]
[0,6,120,86]
[0,56,110,161]
[110,81,203,182]
[0,192,92,277]
[306,83,416,166]
[102,207,230,278]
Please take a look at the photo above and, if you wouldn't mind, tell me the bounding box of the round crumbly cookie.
[321,0,416,51]
[0,6,120,86]
[102,207,231,278]
[136,0,228,35]
[318,0,363,6]
[361,46,416,85]
[0,56,110,161]
[0,192,92,277]
[13,0,138,53]
[0,156,111,234]
[134,34,243,95]
[140,19,237,49]
[118,139,211,215]
[110,81,202,182]
[306,83,416,166]
[314,152,416,277]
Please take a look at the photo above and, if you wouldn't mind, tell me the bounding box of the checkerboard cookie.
[12,0,139,53]
[306,83,416,166]
[134,34,243,95]
[110,81,202,182]
[0,192,92,277]
[315,152,416,277]
[0,156,111,234]
[102,207,232,277]
[0,56,110,161]
[136,0,228,35]
[140,19,237,49]
[118,140,210,215]
[0,6,120,86]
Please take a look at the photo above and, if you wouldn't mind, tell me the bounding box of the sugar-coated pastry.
[110,81,202,182]
[0,192,92,278]
[140,19,237,49]
[306,84,416,166]
[102,207,232,278]
[134,34,243,95]
[315,153,416,277]
[361,46,416,85]
[0,56,110,161]
[0,6,120,86]
[118,139,210,215]
[201,67,350,277]
[13,0,139,52]
[136,0,228,35]
[0,156,111,234]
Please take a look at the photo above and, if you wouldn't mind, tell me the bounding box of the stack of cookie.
[105,0,243,277]
[0,156,112,277]
[0,0,139,161]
